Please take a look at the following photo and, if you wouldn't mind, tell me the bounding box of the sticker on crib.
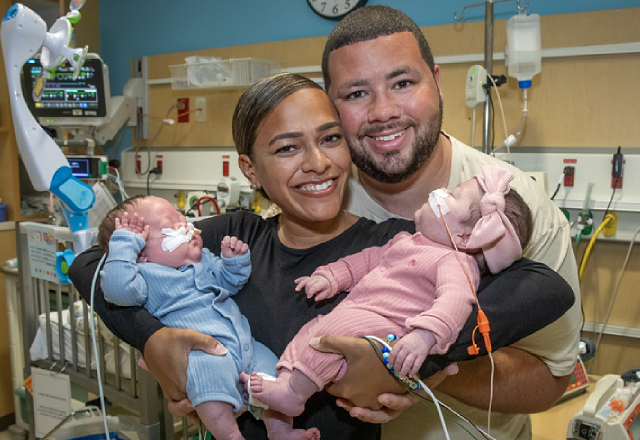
[32,366,72,438]
[26,224,60,283]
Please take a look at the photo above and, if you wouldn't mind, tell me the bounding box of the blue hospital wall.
[98,0,638,129]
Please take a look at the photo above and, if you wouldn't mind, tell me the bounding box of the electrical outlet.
[177,98,189,123]
[155,154,163,174]
[563,165,575,187]
[611,175,623,189]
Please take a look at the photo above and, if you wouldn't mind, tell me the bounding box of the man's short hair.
[322,5,435,91]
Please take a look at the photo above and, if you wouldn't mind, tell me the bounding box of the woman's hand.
[141,327,227,418]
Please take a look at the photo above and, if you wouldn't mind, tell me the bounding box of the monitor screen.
[22,57,107,118]
[68,157,90,177]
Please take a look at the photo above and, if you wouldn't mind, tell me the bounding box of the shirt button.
[244,344,250,352]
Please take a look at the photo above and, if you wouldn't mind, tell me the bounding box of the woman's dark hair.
[232,73,324,199]
[322,6,435,91]
[97,195,146,252]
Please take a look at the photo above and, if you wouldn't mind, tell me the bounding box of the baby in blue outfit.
[99,195,320,440]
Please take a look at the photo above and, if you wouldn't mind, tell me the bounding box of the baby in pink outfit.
[246,165,532,419]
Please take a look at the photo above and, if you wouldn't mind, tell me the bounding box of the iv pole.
[454,0,529,154]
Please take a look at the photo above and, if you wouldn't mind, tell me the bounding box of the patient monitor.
[22,53,140,145]
[567,373,640,440]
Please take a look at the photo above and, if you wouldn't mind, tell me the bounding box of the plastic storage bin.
[169,57,281,90]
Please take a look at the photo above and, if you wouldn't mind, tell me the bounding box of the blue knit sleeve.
[101,230,149,307]
[202,249,251,295]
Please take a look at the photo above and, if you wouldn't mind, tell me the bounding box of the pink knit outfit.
[277,232,479,389]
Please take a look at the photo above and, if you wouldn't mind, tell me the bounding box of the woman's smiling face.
[240,88,352,224]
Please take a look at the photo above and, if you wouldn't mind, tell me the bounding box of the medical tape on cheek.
[428,189,450,218]
[161,224,197,252]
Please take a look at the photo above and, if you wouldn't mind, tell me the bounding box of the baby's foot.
[249,372,306,417]
[270,426,320,440]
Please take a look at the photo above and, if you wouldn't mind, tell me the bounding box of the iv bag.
[505,14,541,89]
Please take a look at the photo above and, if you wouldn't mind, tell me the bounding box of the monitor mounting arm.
[1,4,94,245]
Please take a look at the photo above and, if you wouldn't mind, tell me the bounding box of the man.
[313,5,581,440]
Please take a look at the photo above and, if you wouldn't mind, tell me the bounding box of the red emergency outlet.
[178,98,189,123]
[223,155,230,177]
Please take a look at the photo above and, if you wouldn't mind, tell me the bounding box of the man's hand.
[310,334,410,421]
[141,327,227,418]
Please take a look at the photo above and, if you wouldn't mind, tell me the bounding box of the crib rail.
[16,222,174,440]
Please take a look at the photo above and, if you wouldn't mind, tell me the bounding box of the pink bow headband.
[465,166,523,274]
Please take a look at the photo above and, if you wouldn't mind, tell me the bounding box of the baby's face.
[414,178,484,248]
[133,196,203,268]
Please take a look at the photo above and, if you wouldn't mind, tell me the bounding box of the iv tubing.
[470,107,477,148]
[509,90,528,147]
[438,204,495,431]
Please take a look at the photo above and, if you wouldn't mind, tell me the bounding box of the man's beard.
[349,97,443,184]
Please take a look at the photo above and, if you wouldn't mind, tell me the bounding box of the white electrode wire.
[593,225,640,357]
[90,253,111,440]
[366,336,498,440]
[365,335,452,440]
[470,107,477,148]
[487,76,511,163]
[487,352,495,433]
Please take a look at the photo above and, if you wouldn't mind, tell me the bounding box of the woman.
[69,73,573,439]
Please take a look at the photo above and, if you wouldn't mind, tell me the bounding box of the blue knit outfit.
[101,230,278,411]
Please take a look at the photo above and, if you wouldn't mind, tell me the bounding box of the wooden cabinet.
[0,228,17,420]
[0,7,21,223]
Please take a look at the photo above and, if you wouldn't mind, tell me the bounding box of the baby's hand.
[116,212,149,240]
[221,236,249,258]
[294,275,333,301]
[388,329,437,379]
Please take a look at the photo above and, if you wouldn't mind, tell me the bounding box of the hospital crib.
[15,221,175,440]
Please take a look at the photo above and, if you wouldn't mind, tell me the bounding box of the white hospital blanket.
[29,301,133,379]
